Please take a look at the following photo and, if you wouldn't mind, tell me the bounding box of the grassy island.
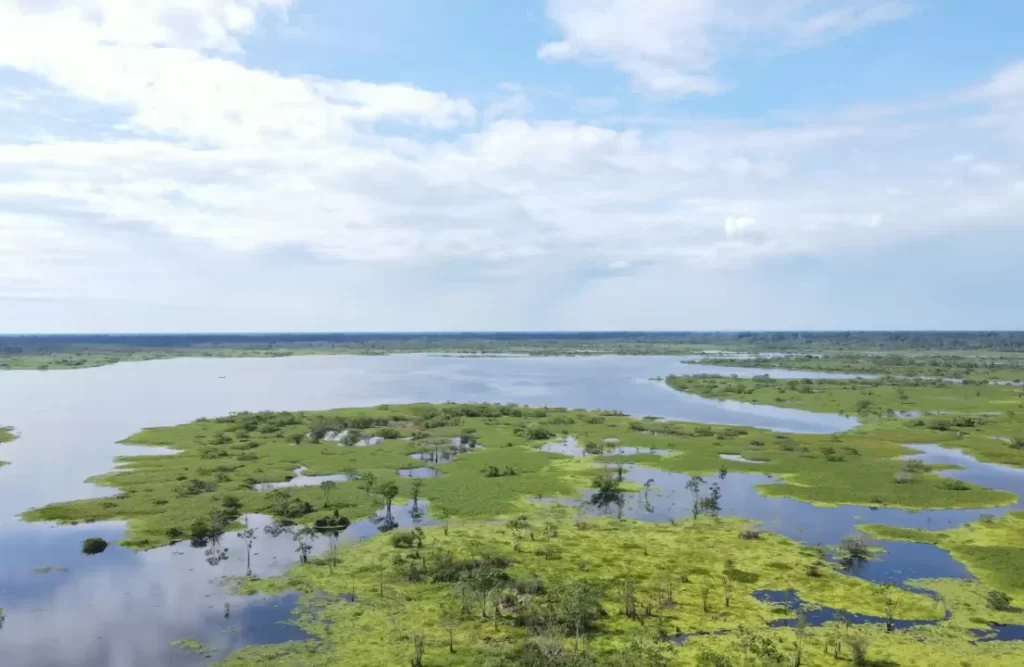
[22,403,1017,549]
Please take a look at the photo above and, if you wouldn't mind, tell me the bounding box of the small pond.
[253,466,352,491]
[398,467,441,478]
[540,436,671,457]
[719,454,765,464]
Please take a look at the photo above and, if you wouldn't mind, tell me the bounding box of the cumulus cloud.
[538,0,912,95]
[0,1,1022,331]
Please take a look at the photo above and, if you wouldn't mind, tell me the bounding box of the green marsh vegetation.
[697,352,1024,383]
[665,374,1024,469]
[6,331,1024,371]
[220,509,1024,667]
[23,402,1018,550]
[81,537,109,555]
[18,386,1024,665]
[0,425,16,467]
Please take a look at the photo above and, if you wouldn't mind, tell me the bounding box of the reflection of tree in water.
[204,544,229,567]
[373,514,399,532]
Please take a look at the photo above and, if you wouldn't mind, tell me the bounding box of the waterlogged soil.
[0,354,1020,665]
[538,441,1024,586]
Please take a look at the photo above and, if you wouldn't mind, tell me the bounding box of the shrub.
[390,532,418,548]
[903,459,928,473]
[314,510,351,531]
[514,424,554,440]
[176,479,217,497]
[987,590,1013,611]
[942,478,970,491]
[849,636,871,666]
[81,537,108,555]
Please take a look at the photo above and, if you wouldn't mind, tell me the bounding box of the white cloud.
[539,0,912,95]
[724,216,757,238]
[973,61,1024,100]
[0,1,1023,331]
[0,1,475,148]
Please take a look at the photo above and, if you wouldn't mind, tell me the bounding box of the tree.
[615,626,671,667]
[294,525,316,564]
[360,472,377,497]
[438,505,452,536]
[699,583,711,613]
[411,479,424,509]
[700,482,722,519]
[410,633,425,667]
[849,635,870,666]
[325,530,341,574]
[439,597,461,653]
[837,533,872,569]
[620,576,638,620]
[320,480,337,507]
[882,584,901,632]
[792,610,807,666]
[237,516,257,577]
[556,579,603,652]
[379,481,400,520]
[221,494,244,516]
[686,476,706,521]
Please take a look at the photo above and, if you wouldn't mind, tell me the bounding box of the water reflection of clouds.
[0,506,430,667]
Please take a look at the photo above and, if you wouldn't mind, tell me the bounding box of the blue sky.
[0,0,1022,332]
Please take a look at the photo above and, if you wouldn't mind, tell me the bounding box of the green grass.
[0,341,720,372]
[666,374,1024,469]
[23,403,1017,550]
[863,512,1024,602]
[697,352,1024,382]
[170,638,212,658]
[218,509,1023,667]
[0,425,15,467]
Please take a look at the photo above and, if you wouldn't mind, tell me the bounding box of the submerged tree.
[294,525,316,564]
[237,517,258,577]
[837,533,872,569]
[379,481,400,522]
[686,476,705,521]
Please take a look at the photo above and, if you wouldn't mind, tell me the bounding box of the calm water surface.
[0,354,1015,664]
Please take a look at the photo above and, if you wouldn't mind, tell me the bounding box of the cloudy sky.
[1,0,1022,333]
